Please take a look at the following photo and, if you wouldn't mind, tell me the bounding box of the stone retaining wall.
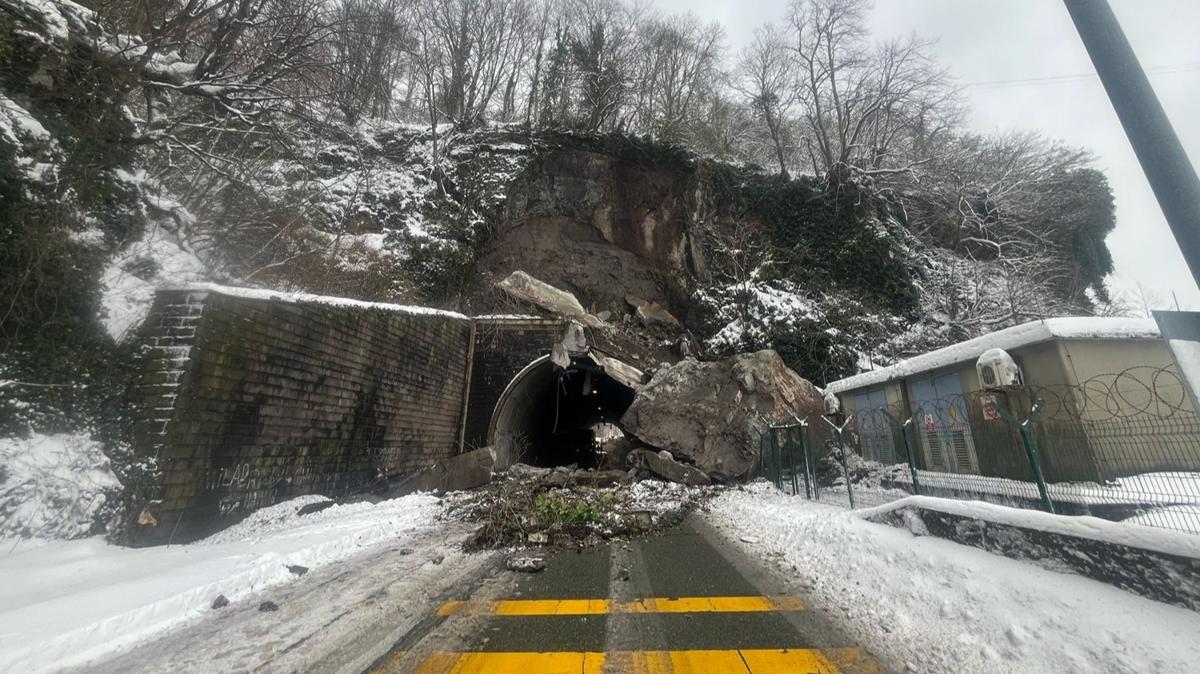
[129,288,475,543]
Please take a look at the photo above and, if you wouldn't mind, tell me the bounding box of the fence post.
[822,415,856,509]
[993,399,1055,514]
[800,417,817,500]
[782,427,794,495]
[767,424,782,489]
[883,410,922,496]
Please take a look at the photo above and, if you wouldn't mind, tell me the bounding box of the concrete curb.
[865,502,1200,612]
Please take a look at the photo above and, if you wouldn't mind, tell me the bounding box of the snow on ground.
[707,483,1200,674]
[0,493,444,673]
[0,433,120,542]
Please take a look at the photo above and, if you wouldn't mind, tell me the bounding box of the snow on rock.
[0,492,443,673]
[829,317,1161,393]
[0,433,120,542]
[707,484,1200,674]
[700,281,823,353]
[0,92,61,187]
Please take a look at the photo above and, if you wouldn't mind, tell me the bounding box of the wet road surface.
[367,516,882,674]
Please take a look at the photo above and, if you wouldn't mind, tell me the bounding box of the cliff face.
[482,147,707,316]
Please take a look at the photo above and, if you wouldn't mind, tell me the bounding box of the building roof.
[827,317,1161,394]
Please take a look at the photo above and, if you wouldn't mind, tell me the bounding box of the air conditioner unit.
[977,348,1022,388]
[822,388,840,415]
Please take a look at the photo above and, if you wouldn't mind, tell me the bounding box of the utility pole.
[1063,0,1200,288]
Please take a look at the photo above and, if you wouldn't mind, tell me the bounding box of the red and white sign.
[923,413,936,432]
[980,393,1001,421]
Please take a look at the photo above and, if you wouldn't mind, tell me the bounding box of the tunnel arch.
[488,353,637,468]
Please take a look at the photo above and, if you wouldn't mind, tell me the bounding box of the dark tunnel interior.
[490,356,636,468]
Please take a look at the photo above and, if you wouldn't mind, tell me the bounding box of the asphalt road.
[368,516,882,673]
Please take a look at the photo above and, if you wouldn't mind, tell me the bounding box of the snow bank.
[707,484,1200,674]
[858,495,1200,558]
[829,317,1161,393]
[0,433,120,542]
[0,493,443,673]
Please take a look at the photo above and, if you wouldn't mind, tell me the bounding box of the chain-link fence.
[759,367,1200,536]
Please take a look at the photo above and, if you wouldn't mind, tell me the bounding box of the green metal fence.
[759,367,1200,536]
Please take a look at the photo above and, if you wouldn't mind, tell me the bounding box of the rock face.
[620,350,824,482]
[482,149,706,316]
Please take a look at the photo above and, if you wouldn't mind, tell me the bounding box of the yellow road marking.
[412,649,873,673]
[435,596,805,617]
[414,651,605,674]
[366,649,407,674]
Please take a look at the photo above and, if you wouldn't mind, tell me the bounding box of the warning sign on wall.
[980,393,1001,421]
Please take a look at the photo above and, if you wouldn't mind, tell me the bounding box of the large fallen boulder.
[496,271,604,327]
[620,350,824,482]
[625,294,681,330]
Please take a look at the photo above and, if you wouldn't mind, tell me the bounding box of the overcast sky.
[653,0,1200,309]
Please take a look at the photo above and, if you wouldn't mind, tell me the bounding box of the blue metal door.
[852,388,893,463]
[909,373,979,473]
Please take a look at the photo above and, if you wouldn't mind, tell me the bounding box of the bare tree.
[560,0,640,132]
[630,13,723,143]
[421,0,535,129]
[736,25,795,177]
[783,0,951,180]
[326,0,411,126]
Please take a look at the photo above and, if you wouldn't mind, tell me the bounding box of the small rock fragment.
[506,556,546,573]
[286,564,308,576]
[739,535,760,544]
[399,548,415,555]
[528,532,549,544]
[296,500,335,517]
[258,601,279,612]
[211,595,229,609]
[430,554,445,565]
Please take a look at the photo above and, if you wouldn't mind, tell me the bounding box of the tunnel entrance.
[488,355,636,468]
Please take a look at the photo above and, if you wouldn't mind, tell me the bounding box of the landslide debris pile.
[444,464,719,551]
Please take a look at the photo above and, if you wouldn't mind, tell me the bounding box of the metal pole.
[799,425,813,499]
[787,427,800,496]
[993,399,1055,514]
[822,415,856,509]
[885,410,922,496]
[1063,0,1200,286]
[768,426,782,489]
[837,427,855,509]
[801,417,818,501]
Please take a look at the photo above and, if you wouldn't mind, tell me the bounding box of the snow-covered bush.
[0,433,122,541]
